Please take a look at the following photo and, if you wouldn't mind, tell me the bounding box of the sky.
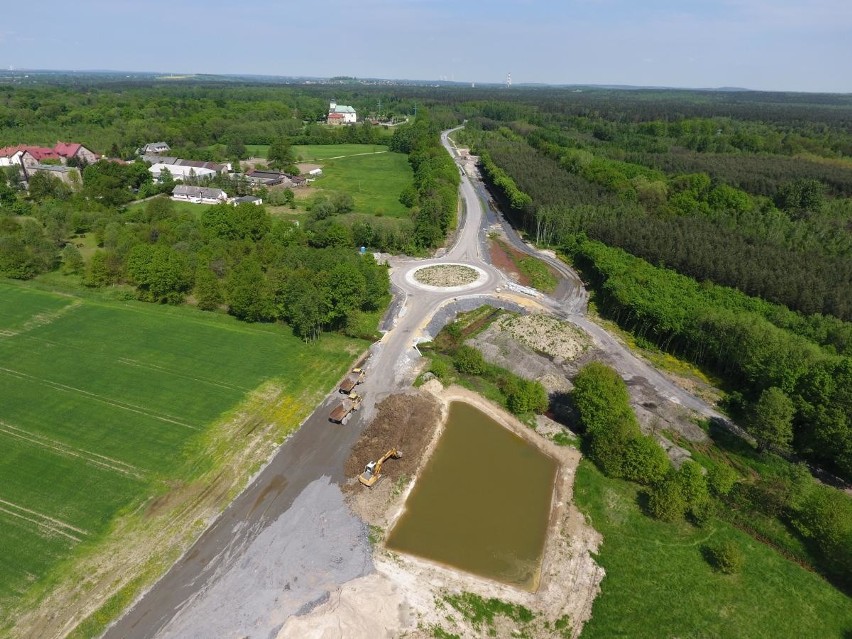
[1,0,850,93]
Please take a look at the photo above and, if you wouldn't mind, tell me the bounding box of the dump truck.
[329,393,362,423]
[339,369,366,394]
[359,449,403,487]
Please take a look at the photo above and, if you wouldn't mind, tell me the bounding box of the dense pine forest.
[423,88,852,487]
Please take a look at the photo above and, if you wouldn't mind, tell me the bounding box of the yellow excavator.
[358,448,402,487]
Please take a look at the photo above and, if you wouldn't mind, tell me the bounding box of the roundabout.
[404,262,491,293]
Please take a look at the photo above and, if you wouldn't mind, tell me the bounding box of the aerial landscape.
[1,2,851,638]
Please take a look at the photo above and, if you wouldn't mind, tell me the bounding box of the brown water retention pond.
[385,401,558,591]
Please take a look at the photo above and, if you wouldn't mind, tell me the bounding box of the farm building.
[172,185,228,204]
[30,164,80,185]
[150,162,220,182]
[230,196,263,206]
[145,156,229,180]
[327,101,357,125]
[245,169,287,186]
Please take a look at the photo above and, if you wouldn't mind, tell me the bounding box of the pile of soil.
[344,392,442,490]
[413,265,478,287]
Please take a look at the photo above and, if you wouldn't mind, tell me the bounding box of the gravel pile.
[413,265,478,287]
[496,313,589,361]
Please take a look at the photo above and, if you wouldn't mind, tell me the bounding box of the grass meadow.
[574,460,852,638]
[0,281,361,617]
[308,146,412,217]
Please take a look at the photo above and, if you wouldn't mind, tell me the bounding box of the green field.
[309,147,412,217]
[574,461,852,638]
[0,281,360,616]
[125,199,213,218]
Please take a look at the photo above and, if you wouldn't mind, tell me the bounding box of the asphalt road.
[103,127,728,639]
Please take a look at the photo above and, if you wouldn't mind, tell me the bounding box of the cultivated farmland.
[0,282,362,628]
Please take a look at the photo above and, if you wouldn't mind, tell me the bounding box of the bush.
[453,345,486,375]
[707,462,739,497]
[622,435,671,485]
[506,378,549,415]
[679,460,711,522]
[646,470,687,522]
[789,483,852,581]
[706,539,745,574]
[428,357,452,382]
[572,363,667,480]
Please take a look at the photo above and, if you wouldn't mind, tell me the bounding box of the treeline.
[389,115,459,247]
[572,361,852,587]
[0,84,406,160]
[583,214,852,320]
[568,238,852,481]
[4,196,389,340]
[469,127,852,320]
[629,150,852,198]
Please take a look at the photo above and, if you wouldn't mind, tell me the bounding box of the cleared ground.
[574,460,852,639]
[0,281,362,629]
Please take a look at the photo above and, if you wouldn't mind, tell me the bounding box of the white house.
[141,141,171,154]
[327,101,357,125]
[172,185,228,204]
[0,148,36,169]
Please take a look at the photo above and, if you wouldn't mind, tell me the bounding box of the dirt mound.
[344,392,442,489]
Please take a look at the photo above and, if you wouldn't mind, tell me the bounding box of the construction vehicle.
[329,393,362,423]
[339,368,366,394]
[358,448,402,487]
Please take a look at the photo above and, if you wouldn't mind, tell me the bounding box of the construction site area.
[279,384,604,639]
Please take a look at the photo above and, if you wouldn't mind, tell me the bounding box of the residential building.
[0,148,38,170]
[0,142,97,167]
[172,185,228,204]
[140,142,171,154]
[54,142,98,165]
[327,101,357,125]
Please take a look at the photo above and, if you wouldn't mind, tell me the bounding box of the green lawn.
[125,199,213,218]
[294,143,389,161]
[310,149,412,218]
[0,281,361,613]
[574,460,852,638]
